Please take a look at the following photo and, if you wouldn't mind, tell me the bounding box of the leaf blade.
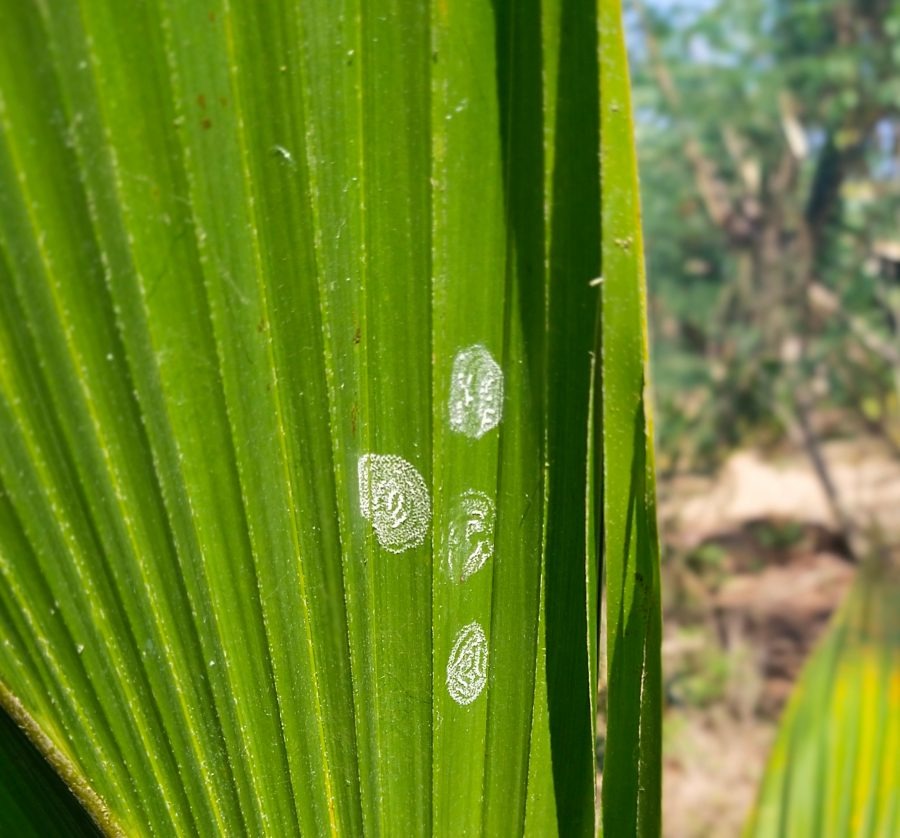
[0,0,656,833]
[598,0,664,834]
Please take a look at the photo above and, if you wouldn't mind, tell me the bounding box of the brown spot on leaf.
[353,325,361,345]
[197,93,206,110]
[201,117,212,130]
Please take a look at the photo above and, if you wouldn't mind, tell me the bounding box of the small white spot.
[447,490,495,583]
[446,622,488,706]
[448,344,504,439]
[76,644,85,655]
[271,144,296,169]
[209,660,216,667]
[358,454,431,553]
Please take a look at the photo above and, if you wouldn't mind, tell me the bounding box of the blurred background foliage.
[632,0,900,474]
[629,1,900,834]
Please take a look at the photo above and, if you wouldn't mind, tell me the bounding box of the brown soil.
[658,435,900,837]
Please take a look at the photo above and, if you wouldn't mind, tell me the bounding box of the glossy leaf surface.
[0,0,659,834]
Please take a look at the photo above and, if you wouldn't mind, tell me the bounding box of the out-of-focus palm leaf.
[0,0,659,834]
[746,561,900,838]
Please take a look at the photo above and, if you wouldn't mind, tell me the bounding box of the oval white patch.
[447,490,496,583]
[358,453,431,553]
[448,345,504,439]
[446,621,488,705]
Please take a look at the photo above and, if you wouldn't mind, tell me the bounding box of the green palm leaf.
[746,561,900,838]
[0,0,660,834]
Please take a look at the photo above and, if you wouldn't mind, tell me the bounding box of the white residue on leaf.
[446,621,488,706]
[358,453,432,553]
[448,344,504,439]
[447,489,495,583]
